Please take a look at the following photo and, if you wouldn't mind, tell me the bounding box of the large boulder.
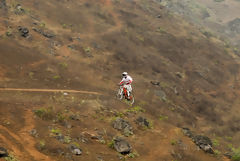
[112,118,133,136]
[182,127,194,138]
[228,18,240,34]
[0,147,8,157]
[135,116,150,128]
[193,135,214,154]
[113,137,132,154]
[18,26,29,37]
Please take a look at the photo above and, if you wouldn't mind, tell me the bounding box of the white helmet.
[122,72,128,76]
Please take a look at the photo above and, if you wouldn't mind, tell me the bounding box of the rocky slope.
[0,0,240,160]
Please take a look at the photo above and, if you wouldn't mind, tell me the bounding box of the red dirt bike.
[116,85,134,105]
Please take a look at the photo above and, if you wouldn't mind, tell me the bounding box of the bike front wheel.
[116,88,123,100]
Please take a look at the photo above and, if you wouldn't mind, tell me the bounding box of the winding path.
[0,88,102,95]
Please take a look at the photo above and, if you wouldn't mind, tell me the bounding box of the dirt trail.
[0,109,53,160]
[0,88,102,95]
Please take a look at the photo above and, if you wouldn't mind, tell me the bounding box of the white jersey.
[120,75,133,85]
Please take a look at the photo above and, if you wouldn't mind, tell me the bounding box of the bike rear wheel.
[129,94,134,105]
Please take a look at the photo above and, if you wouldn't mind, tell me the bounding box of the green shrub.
[126,106,145,113]
[107,139,114,149]
[4,153,19,161]
[34,107,54,120]
[232,147,240,161]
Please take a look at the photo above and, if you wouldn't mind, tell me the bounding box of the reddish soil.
[0,0,239,161]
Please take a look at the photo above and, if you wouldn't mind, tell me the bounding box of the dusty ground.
[0,0,240,160]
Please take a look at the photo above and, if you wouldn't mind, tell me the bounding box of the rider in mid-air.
[119,72,133,99]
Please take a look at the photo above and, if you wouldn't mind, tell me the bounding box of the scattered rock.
[113,137,132,154]
[63,92,69,96]
[175,72,184,79]
[135,116,150,128]
[18,26,29,37]
[55,134,65,142]
[228,18,240,34]
[29,129,38,137]
[64,122,72,129]
[67,44,76,50]
[173,86,179,95]
[96,156,104,161]
[150,81,160,86]
[182,127,193,138]
[156,14,162,18]
[69,144,82,155]
[32,27,55,38]
[155,90,166,100]
[15,4,25,14]
[69,114,80,121]
[0,0,7,10]
[182,128,213,153]
[112,118,133,136]
[193,135,214,154]
[224,152,234,159]
[0,147,8,157]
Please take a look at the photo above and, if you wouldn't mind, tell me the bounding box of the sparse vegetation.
[214,150,221,156]
[52,75,61,80]
[38,140,46,150]
[4,153,19,161]
[156,27,167,34]
[84,47,91,53]
[56,112,67,123]
[28,72,34,79]
[159,115,168,121]
[107,139,115,149]
[59,62,68,69]
[212,138,220,147]
[34,107,54,120]
[170,140,177,145]
[232,147,240,161]
[50,128,62,136]
[127,152,139,158]
[64,135,72,144]
[126,105,145,113]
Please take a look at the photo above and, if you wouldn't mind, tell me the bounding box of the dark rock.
[68,144,82,155]
[29,129,38,137]
[156,14,162,18]
[135,116,150,128]
[193,135,214,154]
[18,26,29,37]
[0,147,8,157]
[55,134,65,142]
[176,72,184,79]
[224,152,233,159]
[15,4,25,14]
[112,118,133,136]
[113,137,131,154]
[69,114,80,120]
[96,156,104,161]
[32,27,55,38]
[150,81,160,86]
[228,18,240,34]
[67,44,76,50]
[0,0,6,9]
[182,128,194,138]
[64,122,72,129]
[155,90,166,100]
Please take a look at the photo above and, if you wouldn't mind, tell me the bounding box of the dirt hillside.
[0,0,240,161]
